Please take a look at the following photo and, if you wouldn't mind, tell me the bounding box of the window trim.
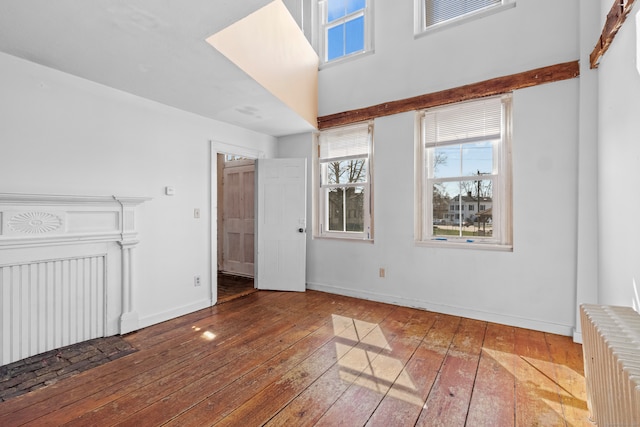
[413,0,515,37]
[414,94,512,250]
[314,121,374,241]
[315,0,374,65]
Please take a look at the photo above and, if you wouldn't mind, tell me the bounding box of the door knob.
[298,228,305,233]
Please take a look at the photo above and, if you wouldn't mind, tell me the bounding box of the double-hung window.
[415,0,514,33]
[417,94,512,248]
[316,122,373,240]
[317,0,372,63]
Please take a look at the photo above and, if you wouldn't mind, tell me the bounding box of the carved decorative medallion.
[7,212,63,234]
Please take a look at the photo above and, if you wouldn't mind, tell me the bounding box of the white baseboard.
[307,281,575,337]
[572,328,583,344]
[137,298,211,331]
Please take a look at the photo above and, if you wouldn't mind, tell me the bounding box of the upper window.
[415,0,514,33]
[315,122,373,240]
[416,95,512,248]
[318,0,372,63]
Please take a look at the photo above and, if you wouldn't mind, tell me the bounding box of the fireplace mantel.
[0,193,151,365]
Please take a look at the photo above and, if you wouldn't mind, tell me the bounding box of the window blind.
[422,97,502,147]
[319,123,370,162]
[426,0,501,26]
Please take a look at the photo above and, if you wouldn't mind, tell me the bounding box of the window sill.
[415,239,513,252]
[414,3,516,39]
[313,235,374,244]
[319,49,375,70]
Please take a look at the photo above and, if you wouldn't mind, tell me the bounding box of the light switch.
[165,186,175,196]
[194,208,200,219]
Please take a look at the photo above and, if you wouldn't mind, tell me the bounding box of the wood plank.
[121,298,386,426]
[364,313,462,426]
[1,292,299,425]
[415,318,487,427]
[0,291,589,427]
[53,293,335,426]
[0,291,284,420]
[466,323,517,427]
[514,328,566,426]
[211,304,404,426]
[317,61,579,129]
[544,333,591,426]
[266,308,437,427]
[162,295,397,426]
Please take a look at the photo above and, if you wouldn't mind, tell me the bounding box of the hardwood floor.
[217,273,256,303]
[0,290,591,426]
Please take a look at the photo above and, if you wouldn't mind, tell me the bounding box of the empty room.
[1,0,639,425]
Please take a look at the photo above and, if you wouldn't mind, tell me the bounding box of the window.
[417,94,512,247]
[315,122,373,240]
[317,0,372,63]
[415,0,514,33]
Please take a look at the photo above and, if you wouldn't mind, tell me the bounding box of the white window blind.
[426,0,502,27]
[422,97,502,147]
[319,123,370,162]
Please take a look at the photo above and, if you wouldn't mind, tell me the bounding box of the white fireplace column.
[114,196,147,334]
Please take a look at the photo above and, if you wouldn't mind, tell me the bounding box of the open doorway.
[216,152,257,303]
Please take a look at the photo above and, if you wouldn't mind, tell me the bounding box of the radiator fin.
[580,304,640,426]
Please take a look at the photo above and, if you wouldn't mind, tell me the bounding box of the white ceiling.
[0,0,317,137]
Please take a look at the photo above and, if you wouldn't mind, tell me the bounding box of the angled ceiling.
[0,0,317,137]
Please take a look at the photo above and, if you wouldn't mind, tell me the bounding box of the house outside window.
[315,122,373,240]
[414,0,515,34]
[416,94,512,248]
[317,0,373,63]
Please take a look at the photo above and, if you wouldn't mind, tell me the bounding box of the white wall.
[280,79,580,335]
[597,5,640,310]
[0,52,277,329]
[279,0,583,335]
[318,0,578,115]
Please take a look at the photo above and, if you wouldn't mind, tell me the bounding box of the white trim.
[414,1,516,38]
[209,140,263,307]
[307,281,574,336]
[138,298,211,330]
[211,140,265,160]
[415,95,512,248]
[572,329,583,344]
[316,0,374,65]
[414,240,513,251]
[314,122,374,241]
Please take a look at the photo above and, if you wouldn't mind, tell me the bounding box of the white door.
[255,158,307,292]
[222,161,255,276]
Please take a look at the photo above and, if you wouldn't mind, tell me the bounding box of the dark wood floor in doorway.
[217,272,256,303]
[0,290,590,426]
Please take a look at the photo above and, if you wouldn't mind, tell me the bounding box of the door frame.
[210,140,265,306]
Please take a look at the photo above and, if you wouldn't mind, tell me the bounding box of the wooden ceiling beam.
[317,60,580,130]
[590,0,636,69]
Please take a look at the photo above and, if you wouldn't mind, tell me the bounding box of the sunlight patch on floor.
[331,314,419,404]
[482,347,589,423]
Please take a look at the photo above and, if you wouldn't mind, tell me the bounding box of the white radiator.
[0,256,106,366]
[580,304,640,426]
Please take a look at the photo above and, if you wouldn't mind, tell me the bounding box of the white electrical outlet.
[194,275,201,286]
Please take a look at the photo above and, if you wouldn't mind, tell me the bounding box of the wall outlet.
[194,275,201,286]
[379,268,385,278]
